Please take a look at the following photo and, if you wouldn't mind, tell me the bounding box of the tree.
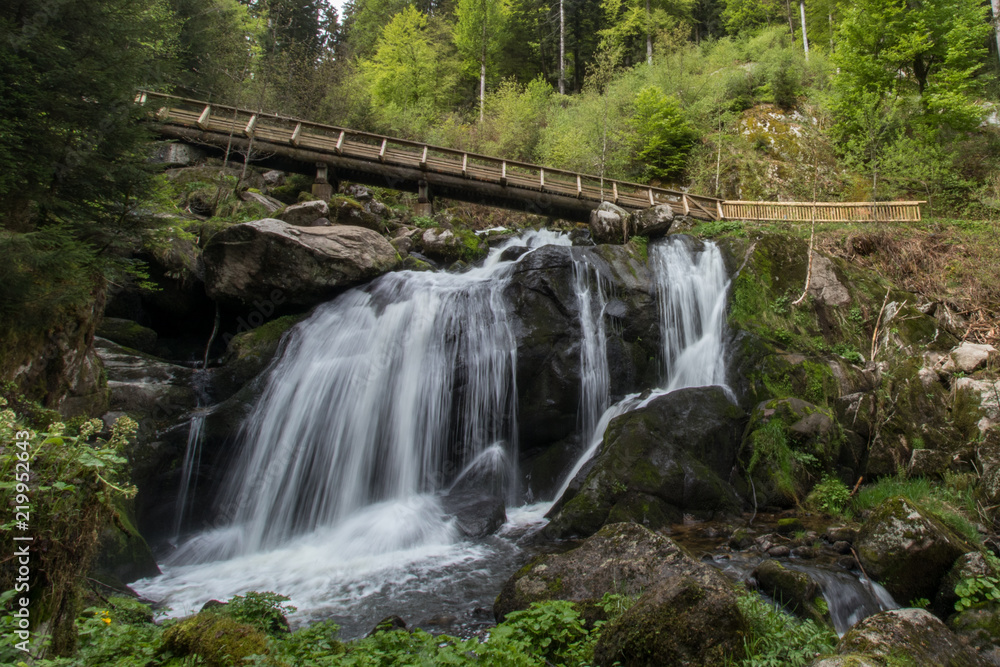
[630,86,699,180]
[833,0,991,135]
[455,0,511,121]
[600,0,695,65]
[721,0,782,35]
[361,6,460,132]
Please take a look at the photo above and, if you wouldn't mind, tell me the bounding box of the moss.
[628,236,649,263]
[161,612,269,666]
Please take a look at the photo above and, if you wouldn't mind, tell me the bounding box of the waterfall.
[552,236,731,501]
[171,412,206,544]
[572,255,611,442]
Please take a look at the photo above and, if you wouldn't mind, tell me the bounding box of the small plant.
[773,294,791,315]
[910,597,931,609]
[222,591,296,636]
[731,587,837,666]
[411,215,436,228]
[832,342,865,365]
[805,475,851,516]
[610,479,628,495]
[955,574,1000,611]
[848,306,864,325]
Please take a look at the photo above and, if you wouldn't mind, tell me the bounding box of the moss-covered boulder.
[855,497,970,604]
[753,559,829,626]
[935,552,995,617]
[593,572,744,667]
[212,314,303,400]
[740,397,840,507]
[161,612,269,666]
[948,602,1000,665]
[544,386,744,539]
[91,499,160,588]
[96,317,158,354]
[494,523,722,623]
[835,608,988,667]
[417,226,486,263]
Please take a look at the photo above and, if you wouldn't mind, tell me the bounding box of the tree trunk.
[646,0,653,65]
[559,0,566,94]
[785,0,795,39]
[993,0,1000,69]
[479,58,486,122]
[799,0,809,60]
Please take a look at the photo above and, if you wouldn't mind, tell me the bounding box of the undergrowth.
[726,587,837,667]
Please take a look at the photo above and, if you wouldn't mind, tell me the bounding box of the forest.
[3,0,1000,665]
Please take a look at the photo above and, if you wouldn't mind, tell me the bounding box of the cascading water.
[171,412,206,545]
[552,236,732,501]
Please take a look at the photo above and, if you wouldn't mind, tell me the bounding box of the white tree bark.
[993,0,1000,69]
[646,0,653,65]
[800,0,809,60]
[559,0,566,94]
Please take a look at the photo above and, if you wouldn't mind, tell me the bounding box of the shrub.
[805,475,852,516]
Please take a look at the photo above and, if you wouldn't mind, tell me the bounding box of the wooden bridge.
[139,91,925,224]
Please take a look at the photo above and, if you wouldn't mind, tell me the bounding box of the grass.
[851,474,980,543]
[726,587,837,667]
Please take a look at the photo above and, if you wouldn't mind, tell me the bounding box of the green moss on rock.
[161,612,269,666]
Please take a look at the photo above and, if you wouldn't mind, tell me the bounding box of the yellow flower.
[99,611,111,625]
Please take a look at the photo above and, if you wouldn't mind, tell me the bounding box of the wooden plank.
[462,153,468,177]
[420,146,428,169]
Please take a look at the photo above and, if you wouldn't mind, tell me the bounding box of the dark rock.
[97,317,158,354]
[791,545,816,559]
[836,608,989,666]
[494,523,723,623]
[95,338,200,418]
[855,496,970,604]
[777,517,805,535]
[630,204,674,239]
[418,227,485,263]
[367,616,407,636]
[499,245,530,262]
[239,190,282,213]
[203,219,400,308]
[825,526,857,543]
[753,559,828,624]
[837,555,858,570]
[441,492,506,539]
[91,499,160,588]
[212,314,302,401]
[593,570,744,667]
[948,602,1000,665]
[936,552,995,618]
[767,545,791,558]
[545,386,745,539]
[151,142,206,166]
[832,540,853,555]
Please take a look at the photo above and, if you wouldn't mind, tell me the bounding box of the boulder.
[212,314,303,401]
[441,491,506,539]
[150,142,206,166]
[936,552,996,617]
[202,219,400,308]
[278,200,329,226]
[96,317,158,354]
[419,227,485,263]
[161,612,270,667]
[262,170,285,187]
[948,603,1000,665]
[545,386,744,539]
[753,559,828,625]
[331,196,381,230]
[239,190,282,213]
[835,608,988,667]
[855,496,970,604]
[494,523,723,623]
[630,204,674,238]
[593,571,744,667]
[589,202,630,244]
[95,338,200,419]
[936,343,998,375]
[807,255,851,307]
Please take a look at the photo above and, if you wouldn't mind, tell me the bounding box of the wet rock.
[777,517,805,535]
[835,608,989,666]
[95,338,200,418]
[825,526,857,543]
[151,142,206,166]
[419,227,485,263]
[593,569,744,667]
[791,545,817,559]
[832,540,853,555]
[278,200,329,226]
[948,603,1000,665]
[767,545,791,558]
[499,245,530,262]
[494,523,723,623]
[212,314,303,401]
[753,559,828,624]
[203,219,400,308]
[855,496,970,604]
[390,235,412,256]
[441,491,506,539]
[367,616,407,636]
[544,386,744,539]
[97,317,158,354]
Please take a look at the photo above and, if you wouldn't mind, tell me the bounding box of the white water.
[171,412,206,544]
[134,232,733,634]
[552,236,732,502]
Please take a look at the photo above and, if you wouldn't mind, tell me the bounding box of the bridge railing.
[137,90,724,219]
[721,201,926,223]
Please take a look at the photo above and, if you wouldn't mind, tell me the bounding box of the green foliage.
[0,399,138,655]
[476,77,552,161]
[852,475,980,544]
[722,0,783,35]
[804,475,851,516]
[955,574,1000,611]
[695,220,745,237]
[411,216,437,229]
[630,86,698,180]
[220,591,296,637]
[747,418,796,497]
[730,587,837,667]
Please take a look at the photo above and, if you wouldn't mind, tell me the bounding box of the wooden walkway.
[138,91,924,224]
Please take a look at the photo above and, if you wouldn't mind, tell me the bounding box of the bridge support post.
[311,162,336,201]
[415,179,433,217]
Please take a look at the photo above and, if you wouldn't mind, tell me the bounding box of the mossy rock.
[417,226,487,264]
[855,497,970,604]
[593,574,745,666]
[161,612,269,666]
[214,314,304,399]
[948,602,1000,663]
[836,608,988,667]
[97,317,158,354]
[752,559,830,626]
[545,386,745,539]
[494,523,725,624]
[90,497,160,589]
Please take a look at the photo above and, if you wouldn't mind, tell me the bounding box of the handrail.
[137,89,722,210]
